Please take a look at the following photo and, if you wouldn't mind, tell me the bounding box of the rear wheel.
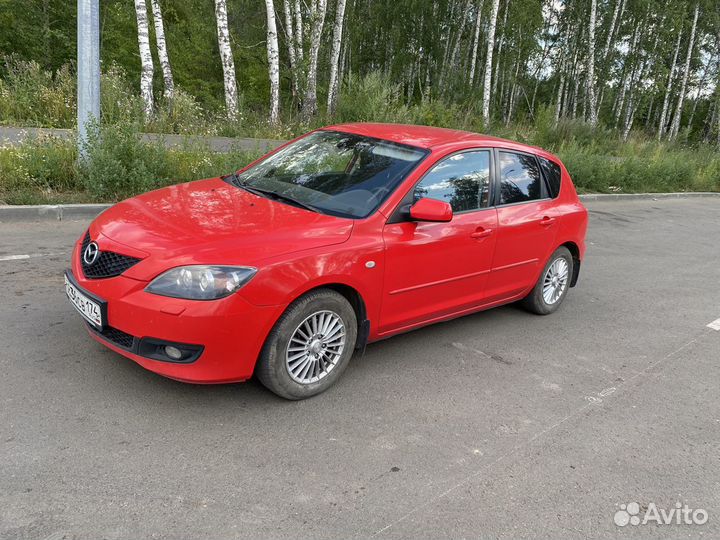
[256,289,357,399]
[521,246,573,315]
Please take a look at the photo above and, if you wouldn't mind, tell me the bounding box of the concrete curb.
[1,192,718,222]
[578,192,720,201]
[0,204,110,222]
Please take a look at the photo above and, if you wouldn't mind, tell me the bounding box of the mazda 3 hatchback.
[65,123,588,399]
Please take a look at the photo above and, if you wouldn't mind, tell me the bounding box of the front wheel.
[521,246,573,315]
[256,289,357,400]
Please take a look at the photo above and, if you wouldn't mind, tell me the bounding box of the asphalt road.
[1,198,719,539]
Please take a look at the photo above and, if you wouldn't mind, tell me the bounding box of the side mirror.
[409,198,453,222]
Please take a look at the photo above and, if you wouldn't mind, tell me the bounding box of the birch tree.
[214,0,239,119]
[482,0,501,126]
[149,0,174,100]
[602,0,624,63]
[133,0,154,119]
[468,0,485,85]
[587,0,598,127]
[302,0,328,119]
[657,25,683,139]
[264,0,280,125]
[282,0,299,102]
[327,0,347,115]
[668,3,699,140]
[448,0,472,84]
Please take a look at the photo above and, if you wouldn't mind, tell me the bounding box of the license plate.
[65,272,105,328]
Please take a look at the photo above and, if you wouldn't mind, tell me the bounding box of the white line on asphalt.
[707,318,720,331]
[0,253,55,262]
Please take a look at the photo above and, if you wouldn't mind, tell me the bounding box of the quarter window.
[413,151,491,213]
[498,151,544,205]
[538,156,562,198]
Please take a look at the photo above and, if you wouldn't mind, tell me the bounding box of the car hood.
[90,177,354,281]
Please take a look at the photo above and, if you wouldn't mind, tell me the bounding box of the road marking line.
[707,318,720,331]
[0,253,56,262]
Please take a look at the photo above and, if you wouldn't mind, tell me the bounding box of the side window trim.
[492,147,552,208]
[387,147,495,223]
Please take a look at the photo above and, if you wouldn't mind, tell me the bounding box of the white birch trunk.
[449,0,472,78]
[613,24,640,126]
[149,0,174,100]
[214,0,239,119]
[302,0,327,119]
[134,0,154,119]
[327,0,347,115]
[294,0,304,66]
[555,72,566,124]
[587,0,598,126]
[668,3,699,140]
[264,0,281,125]
[282,0,299,102]
[491,0,508,100]
[481,0,500,126]
[468,0,484,86]
[602,0,624,63]
[657,26,682,139]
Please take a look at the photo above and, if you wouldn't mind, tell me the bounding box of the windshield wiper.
[246,185,325,214]
[222,173,324,214]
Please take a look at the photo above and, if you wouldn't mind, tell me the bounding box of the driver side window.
[413,151,491,213]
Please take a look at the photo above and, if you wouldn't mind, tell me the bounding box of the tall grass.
[0,125,261,204]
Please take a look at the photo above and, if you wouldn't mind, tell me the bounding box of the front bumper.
[69,242,284,383]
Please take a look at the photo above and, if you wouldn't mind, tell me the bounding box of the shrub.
[100,64,145,126]
[335,72,410,124]
[77,120,261,201]
[0,58,75,128]
[78,120,173,200]
[0,135,79,204]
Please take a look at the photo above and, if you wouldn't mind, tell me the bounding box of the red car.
[65,123,587,399]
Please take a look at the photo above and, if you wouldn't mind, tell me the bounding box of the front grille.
[80,231,141,279]
[88,323,136,350]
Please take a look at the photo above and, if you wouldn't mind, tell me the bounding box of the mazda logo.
[83,242,100,265]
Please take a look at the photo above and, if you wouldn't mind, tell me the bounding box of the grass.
[0,128,262,205]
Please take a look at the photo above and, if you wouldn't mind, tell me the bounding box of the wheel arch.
[559,240,581,287]
[288,282,370,350]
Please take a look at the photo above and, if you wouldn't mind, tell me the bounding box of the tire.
[256,289,358,400]
[521,246,574,315]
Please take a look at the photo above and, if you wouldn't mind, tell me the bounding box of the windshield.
[231,130,428,219]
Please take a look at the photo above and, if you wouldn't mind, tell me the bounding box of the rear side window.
[498,151,544,205]
[538,156,562,198]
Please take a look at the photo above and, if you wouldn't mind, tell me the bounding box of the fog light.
[164,345,183,360]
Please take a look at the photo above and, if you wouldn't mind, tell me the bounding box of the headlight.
[145,265,257,300]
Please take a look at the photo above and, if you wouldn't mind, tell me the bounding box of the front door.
[379,150,498,334]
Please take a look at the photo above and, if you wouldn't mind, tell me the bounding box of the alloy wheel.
[542,257,569,305]
[285,310,346,384]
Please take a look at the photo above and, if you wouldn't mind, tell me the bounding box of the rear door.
[379,149,498,334]
[484,149,559,302]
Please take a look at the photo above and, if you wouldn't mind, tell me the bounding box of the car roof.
[323,122,558,161]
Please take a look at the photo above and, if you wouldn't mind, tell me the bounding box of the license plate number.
[65,274,104,328]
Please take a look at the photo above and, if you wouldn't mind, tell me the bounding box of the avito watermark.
[614,501,708,527]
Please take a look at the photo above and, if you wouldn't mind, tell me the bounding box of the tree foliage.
[0,0,719,143]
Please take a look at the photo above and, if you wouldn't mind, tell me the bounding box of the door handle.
[470,228,493,240]
[539,216,556,226]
